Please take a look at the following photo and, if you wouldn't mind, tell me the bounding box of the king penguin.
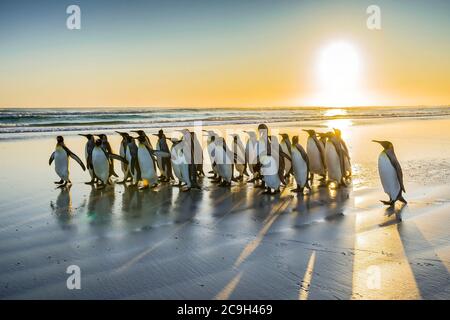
[334,128,352,178]
[303,129,326,183]
[134,135,170,189]
[78,134,97,184]
[244,130,258,182]
[153,129,174,182]
[324,132,346,187]
[373,140,407,206]
[49,136,86,187]
[92,139,127,188]
[131,130,154,149]
[95,134,119,178]
[202,130,219,179]
[230,133,247,180]
[116,131,131,183]
[213,136,234,186]
[170,138,192,190]
[290,136,310,193]
[125,134,141,186]
[279,133,292,179]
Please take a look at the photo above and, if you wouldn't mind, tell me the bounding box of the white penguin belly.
[307,139,324,175]
[261,155,280,189]
[119,144,127,174]
[378,153,400,200]
[292,150,308,187]
[92,148,109,184]
[54,148,69,180]
[138,146,157,184]
[170,147,184,183]
[325,143,342,182]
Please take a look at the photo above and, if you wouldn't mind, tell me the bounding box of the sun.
[305,41,369,107]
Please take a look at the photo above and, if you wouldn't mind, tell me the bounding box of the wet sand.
[0,117,449,299]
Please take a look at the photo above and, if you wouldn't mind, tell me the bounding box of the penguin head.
[292,135,299,145]
[131,130,145,137]
[94,139,102,147]
[153,129,165,139]
[302,129,316,137]
[115,131,129,139]
[333,128,342,138]
[257,124,269,138]
[96,134,107,142]
[56,136,64,144]
[279,133,289,141]
[372,140,393,150]
[135,135,146,144]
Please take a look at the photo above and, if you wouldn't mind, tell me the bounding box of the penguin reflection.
[172,189,202,223]
[50,186,73,225]
[86,185,115,225]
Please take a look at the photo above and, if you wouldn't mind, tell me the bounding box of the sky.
[0,0,449,108]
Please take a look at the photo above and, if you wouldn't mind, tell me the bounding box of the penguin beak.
[372,140,381,144]
[78,134,88,137]
[152,134,159,137]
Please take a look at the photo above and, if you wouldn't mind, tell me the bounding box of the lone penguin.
[49,136,86,187]
[373,140,407,206]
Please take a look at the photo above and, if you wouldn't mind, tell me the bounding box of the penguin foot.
[54,180,64,184]
[247,177,257,183]
[380,200,395,206]
[290,187,304,193]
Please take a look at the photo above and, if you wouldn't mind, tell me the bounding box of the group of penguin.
[49,123,407,207]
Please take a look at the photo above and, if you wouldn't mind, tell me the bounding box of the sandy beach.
[0,116,449,300]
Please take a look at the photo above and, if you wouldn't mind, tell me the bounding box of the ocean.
[1,106,449,139]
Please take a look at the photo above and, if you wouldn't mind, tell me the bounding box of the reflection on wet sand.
[50,186,73,226]
[86,186,115,225]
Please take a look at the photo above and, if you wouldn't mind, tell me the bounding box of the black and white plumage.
[92,139,127,188]
[230,134,247,180]
[116,131,131,183]
[153,130,173,182]
[290,136,310,193]
[373,140,407,206]
[49,136,86,187]
[79,134,96,184]
[303,130,326,181]
[279,133,292,179]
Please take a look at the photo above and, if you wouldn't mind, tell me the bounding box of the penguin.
[131,130,154,149]
[317,132,327,148]
[125,134,141,186]
[202,130,219,179]
[176,129,201,189]
[95,134,119,178]
[134,135,170,189]
[169,138,185,187]
[191,131,205,177]
[49,136,86,187]
[230,133,247,180]
[170,138,192,190]
[290,135,310,193]
[252,123,270,187]
[259,135,291,194]
[116,131,131,183]
[244,130,258,182]
[334,128,352,178]
[92,139,127,188]
[78,134,97,184]
[324,132,346,186]
[373,140,407,206]
[279,133,292,179]
[153,129,174,182]
[213,136,234,186]
[303,129,326,183]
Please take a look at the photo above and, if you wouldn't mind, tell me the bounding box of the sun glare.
[306,41,369,107]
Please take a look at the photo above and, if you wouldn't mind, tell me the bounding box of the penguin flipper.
[64,146,86,171]
[109,153,128,164]
[49,152,55,165]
